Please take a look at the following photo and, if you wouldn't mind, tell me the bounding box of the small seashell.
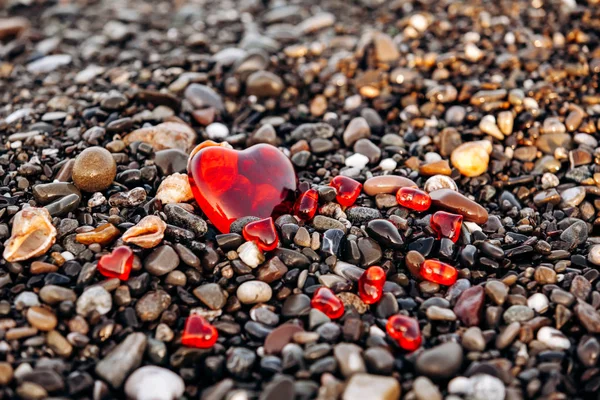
[122,215,167,249]
[123,121,197,153]
[3,207,57,262]
[156,173,194,205]
[423,175,459,193]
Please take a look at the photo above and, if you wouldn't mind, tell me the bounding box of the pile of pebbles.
[1,0,600,399]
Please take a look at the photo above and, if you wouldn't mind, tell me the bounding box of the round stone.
[450,141,492,178]
[76,286,112,316]
[72,147,117,192]
[237,280,272,304]
[26,306,57,331]
[125,366,185,400]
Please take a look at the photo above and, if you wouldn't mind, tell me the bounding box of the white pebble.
[527,293,549,313]
[379,158,397,171]
[237,280,272,304]
[206,122,229,140]
[345,153,369,169]
[125,366,185,400]
[537,326,570,350]
[76,286,112,316]
[588,245,600,266]
[541,173,559,189]
[14,292,40,310]
[237,241,265,268]
[424,152,441,163]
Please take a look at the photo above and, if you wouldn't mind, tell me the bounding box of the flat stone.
[135,290,171,322]
[124,366,185,400]
[429,189,488,224]
[144,245,179,276]
[193,283,228,310]
[415,342,463,379]
[342,373,400,400]
[95,332,147,388]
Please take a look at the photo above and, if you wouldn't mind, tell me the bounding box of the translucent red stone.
[396,187,431,212]
[97,246,134,280]
[181,314,218,349]
[386,314,422,351]
[330,176,362,207]
[358,266,386,304]
[420,259,458,286]
[311,287,345,319]
[188,143,297,233]
[242,217,279,251]
[294,188,319,220]
[430,211,463,243]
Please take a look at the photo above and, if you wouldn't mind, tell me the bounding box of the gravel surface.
[1,0,600,399]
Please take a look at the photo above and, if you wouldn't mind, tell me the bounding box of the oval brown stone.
[72,147,117,193]
[430,189,489,224]
[363,175,416,196]
[264,323,304,355]
[26,306,57,331]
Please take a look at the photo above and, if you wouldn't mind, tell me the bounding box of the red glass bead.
[330,176,362,207]
[242,217,279,251]
[396,187,431,212]
[358,266,386,304]
[311,287,345,319]
[181,314,218,349]
[386,314,422,351]
[420,259,458,286]
[430,211,463,243]
[188,142,297,233]
[97,246,134,280]
[294,188,319,220]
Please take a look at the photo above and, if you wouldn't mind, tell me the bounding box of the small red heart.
[97,246,134,280]
[182,314,218,349]
[243,217,279,251]
[188,142,297,233]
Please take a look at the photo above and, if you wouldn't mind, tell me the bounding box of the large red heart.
[188,142,297,233]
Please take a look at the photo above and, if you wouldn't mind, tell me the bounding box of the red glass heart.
[311,287,345,319]
[97,246,133,280]
[386,314,421,351]
[420,259,458,286]
[396,187,431,212]
[294,188,319,221]
[430,211,463,243]
[242,217,279,251]
[330,176,362,207]
[181,314,218,349]
[358,266,386,304]
[188,142,297,233]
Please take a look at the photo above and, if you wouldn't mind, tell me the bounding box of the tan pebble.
[363,175,417,196]
[497,111,514,135]
[0,362,13,385]
[75,223,120,246]
[30,261,58,275]
[26,306,57,331]
[479,115,504,140]
[46,330,73,357]
[122,215,167,249]
[5,326,38,340]
[419,160,451,176]
[156,173,194,204]
[72,147,117,192]
[123,121,197,152]
[3,207,57,262]
[451,141,492,177]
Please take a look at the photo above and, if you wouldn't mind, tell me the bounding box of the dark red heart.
[188,142,297,233]
[243,217,279,251]
[181,314,218,348]
[97,246,134,280]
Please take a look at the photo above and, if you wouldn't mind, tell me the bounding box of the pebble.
[237,280,272,304]
[588,245,600,265]
[503,305,534,323]
[413,376,442,400]
[429,189,489,224]
[27,54,72,73]
[155,173,194,205]
[342,373,400,400]
[451,141,492,177]
[462,327,486,352]
[416,342,463,379]
[469,374,506,400]
[26,306,57,331]
[76,286,112,316]
[246,71,284,97]
[538,326,570,350]
[237,241,265,268]
[135,290,171,321]
[95,332,147,388]
[72,147,117,192]
[184,83,224,112]
[343,117,371,147]
[144,245,179,276]
[163,204,208,237]
[193,283,228,310]
[226,347,256,379]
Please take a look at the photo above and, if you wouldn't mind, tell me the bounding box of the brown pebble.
[363,175,417,196]
[264,324,304,354]
[72,147,117,192]
[6,326,38,340]
[0,362,13,385]
[419,160,452,176]
[405,250,424,279]
[30,261,58,275]
[26,306,58,331]
[429,189,489,224]
[75,223,120,246]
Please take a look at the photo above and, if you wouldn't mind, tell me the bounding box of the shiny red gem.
[430,211,463,243]
[188,142,297,233]
[358,266,386,304]
[420,259,458,286]
[181,314,218,349]
[386,314,422,351]
[242,217,279,251]
[330,176,362,207]
[294,188,319,220]
[396,187,431,212]
[97,246,134,280]
[311,287,345,319]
